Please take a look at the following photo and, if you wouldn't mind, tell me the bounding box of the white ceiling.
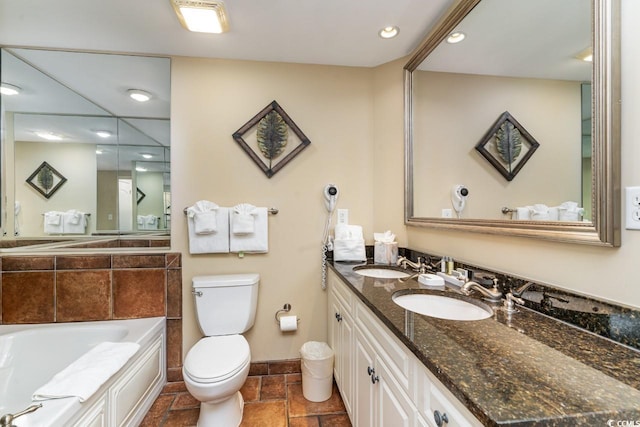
[0,0,454,67]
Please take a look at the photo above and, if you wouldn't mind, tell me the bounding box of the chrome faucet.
[396,256,428,273]
[0,404,42,427]
[511,281,536,297]
[460,279,502,301]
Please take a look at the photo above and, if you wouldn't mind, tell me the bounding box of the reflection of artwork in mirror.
[136,188,146,205]
[233,100,311,178]
[26,161,67,199]
[475,111,540,182]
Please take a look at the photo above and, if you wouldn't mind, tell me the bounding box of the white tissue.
[374,230,396,243]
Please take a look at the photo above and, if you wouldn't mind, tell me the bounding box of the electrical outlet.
[441,208,453,218]
[625,187,640,230]
[337,209,349,225]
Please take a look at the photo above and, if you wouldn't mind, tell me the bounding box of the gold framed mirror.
[404,0,620,246]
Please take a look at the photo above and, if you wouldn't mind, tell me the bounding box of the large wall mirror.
[0,48,171,250]
[404,0,620,246]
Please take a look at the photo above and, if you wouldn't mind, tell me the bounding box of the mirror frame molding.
[404,0,620,247]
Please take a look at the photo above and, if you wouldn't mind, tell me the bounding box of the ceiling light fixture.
[94,130,112,138]
[128,89,152,102]
[136,166,148,172]
[35,131,63,141]
[0,82,21,96]
[379,26,399,39]
[171,0,229,34]
[141,153,153,159]
[446,32,466,44]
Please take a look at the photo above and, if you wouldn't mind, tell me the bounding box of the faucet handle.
[0,404,42,427]
[504,292,525,313]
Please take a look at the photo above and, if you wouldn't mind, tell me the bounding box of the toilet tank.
[192,274,260,336]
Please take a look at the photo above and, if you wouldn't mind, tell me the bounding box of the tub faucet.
[460,280,502,302]
[396,256,427,273]
[0,404,42,427]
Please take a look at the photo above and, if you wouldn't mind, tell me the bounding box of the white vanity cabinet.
[327,271,355,417]
[327,269,483,427]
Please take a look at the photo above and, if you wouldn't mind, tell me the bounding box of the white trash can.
[300,341,334,402]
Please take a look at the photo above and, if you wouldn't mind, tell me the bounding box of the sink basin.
[353,267,410,279]
[392,293,493,321]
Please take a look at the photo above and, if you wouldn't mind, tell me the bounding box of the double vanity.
[328,260,640,426]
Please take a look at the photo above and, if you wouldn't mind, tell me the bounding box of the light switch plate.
[625,186,640,230]
[337,209,349,225]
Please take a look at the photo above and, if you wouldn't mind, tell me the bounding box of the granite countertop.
[330,261,640,427]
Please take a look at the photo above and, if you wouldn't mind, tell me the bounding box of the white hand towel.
[44,211,64,234]
[230,207,268,253]
[558,201,584,221]
[333,238,366,262]
[334,224,364,240]
[188,207,230,254]
[530,204,550,221]
[515,207,531,220]
[187,200,219,234]
[232,203,258,235]
[33,342,140,402]
[63,211,87,234]
[137,215,144,226]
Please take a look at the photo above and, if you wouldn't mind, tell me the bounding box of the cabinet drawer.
[355,301,412,394]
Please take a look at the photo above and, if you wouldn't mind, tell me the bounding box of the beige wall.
[172,1,640,362]
[172,58,375,361]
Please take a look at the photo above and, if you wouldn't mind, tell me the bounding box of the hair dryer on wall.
[451,185,469,218]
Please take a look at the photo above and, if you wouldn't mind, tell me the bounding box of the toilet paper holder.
[275,303,300,324]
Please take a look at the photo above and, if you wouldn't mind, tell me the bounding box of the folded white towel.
[232,203,258,235]
[44,211,64,234]
[33,342,140,402]
[63,211,87,234]
[334,224,364,240]
[515,207,531,220]
[530,204,550,221]
[188,207,230,254]
[187,201,219,234]
[333,238,366,262]
[230,207,268,253]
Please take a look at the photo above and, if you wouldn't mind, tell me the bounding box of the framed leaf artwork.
[26,161,67,199]
[232,100,311,178]
[475,111,540,181]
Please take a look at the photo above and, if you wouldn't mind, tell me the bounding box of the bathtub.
[0,317,166,427]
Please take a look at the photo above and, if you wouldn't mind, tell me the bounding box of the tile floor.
[140,360,352,427]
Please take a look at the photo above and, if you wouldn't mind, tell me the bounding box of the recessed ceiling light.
[94,130,112,138]
[0,82,21,96]
[379,26,400,39]
[136,166,148,172]
[96,149,103,155]
[141,153,153,159]
[128,89,152,102]
[35,131,63,141]
[575,47,593,62]
[446,32,466,44]
[171,0,229,34]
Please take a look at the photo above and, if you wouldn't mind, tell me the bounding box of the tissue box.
[374,242,398,265]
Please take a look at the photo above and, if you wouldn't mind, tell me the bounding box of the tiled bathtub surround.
[0,252,182,380]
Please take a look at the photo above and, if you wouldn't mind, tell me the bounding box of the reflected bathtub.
[0,317,166,427]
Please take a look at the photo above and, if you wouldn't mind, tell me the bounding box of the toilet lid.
[184,335,250,383]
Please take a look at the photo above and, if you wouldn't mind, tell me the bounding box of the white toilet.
[183,274,260,427]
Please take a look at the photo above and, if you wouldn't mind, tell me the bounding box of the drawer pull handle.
[335,313,343,322]
[367,366,374,376]
[434,410,449,427]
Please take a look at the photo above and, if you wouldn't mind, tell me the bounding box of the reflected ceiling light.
[35,131,63,141]
[94,130,112,138]
[96,149,103,154]
[379,26,399,39]
[171,0,229,34]
[446,32,466,44]
[128,89,152,102]
[141,153,153,159]
[136,166,148,172]
[1,82,21,96]
[576,47,593,62]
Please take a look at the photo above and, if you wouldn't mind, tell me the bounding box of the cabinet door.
[375,357,414,427]
[355,328,376,427]
[328,289,354,417]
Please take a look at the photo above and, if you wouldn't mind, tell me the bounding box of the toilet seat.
[184,335,250,384]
